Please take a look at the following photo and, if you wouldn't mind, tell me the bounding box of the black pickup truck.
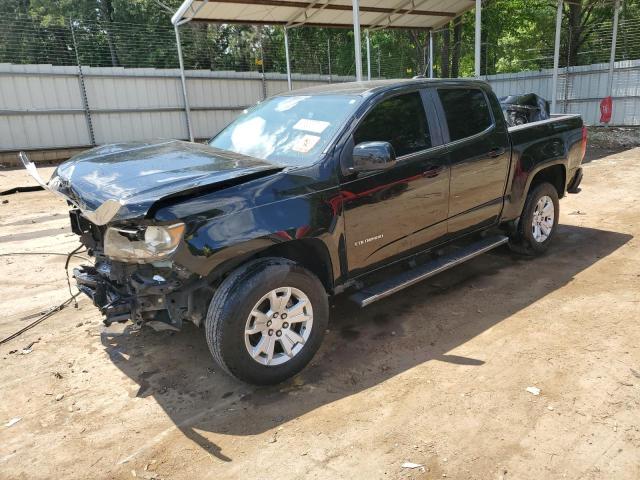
[21,79,586,385]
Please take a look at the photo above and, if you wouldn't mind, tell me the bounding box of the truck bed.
[507,113,582,133]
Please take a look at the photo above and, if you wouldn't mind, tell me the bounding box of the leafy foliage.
[0,0,639,77]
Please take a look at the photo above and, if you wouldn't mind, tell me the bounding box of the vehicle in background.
[21,79,586,385]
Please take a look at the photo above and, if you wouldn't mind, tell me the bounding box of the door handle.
[488,147,506,158]
[422,166,443,178]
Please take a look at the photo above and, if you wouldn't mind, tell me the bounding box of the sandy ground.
[0,147,639,480]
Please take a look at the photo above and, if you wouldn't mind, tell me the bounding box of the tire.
[205,257,329,385]
[508,182,560,256]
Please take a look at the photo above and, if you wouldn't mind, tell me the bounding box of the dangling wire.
[0,245,88,345]
[65,244,85,308]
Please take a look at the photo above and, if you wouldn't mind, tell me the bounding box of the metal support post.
[551,0,563,113]
[174,24,194,142]
[366,29,371,80]
[608,0,621,96]
[474,0,481,77]
[429,30,434,78]
[284,26,292,90]
[352,0,363,81]
[327,38,332,83]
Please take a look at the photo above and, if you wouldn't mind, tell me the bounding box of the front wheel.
[205,258,328,385]
[509,182,559,255]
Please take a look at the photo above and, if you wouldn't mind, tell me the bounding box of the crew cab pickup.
[21,79,586,385]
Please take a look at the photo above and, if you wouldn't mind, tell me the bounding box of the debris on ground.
[568,210,587,215]
[401,461,424,469]
[4,417,21,427]
[23,339,40,350]
[55,393,64,401]
[526,386,541,396]
[587,126,640,150]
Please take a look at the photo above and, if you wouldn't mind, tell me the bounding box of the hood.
[47,140,283,224]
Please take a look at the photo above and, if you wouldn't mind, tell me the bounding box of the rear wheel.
[205,257,328,385]
[509,182,559,255]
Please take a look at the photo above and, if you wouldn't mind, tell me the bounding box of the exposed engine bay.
[69,208,213,330]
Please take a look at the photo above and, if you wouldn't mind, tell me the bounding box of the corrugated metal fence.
[0,63,352,155]
[2,59,639,159]
[487,59,640,126]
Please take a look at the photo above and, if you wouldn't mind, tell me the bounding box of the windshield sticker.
[293,118,330,134]
[292,134,320,153]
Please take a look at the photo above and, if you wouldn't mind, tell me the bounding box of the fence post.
[563,26,572,113]
[70,19,96,146]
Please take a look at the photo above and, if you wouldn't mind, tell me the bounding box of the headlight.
[104,223,185,263]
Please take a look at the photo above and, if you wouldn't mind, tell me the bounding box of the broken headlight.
[104,223,185,263]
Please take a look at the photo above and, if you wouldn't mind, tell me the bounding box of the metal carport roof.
[170,0,621,144]
[171,0,475,30]
[170,0,481,141]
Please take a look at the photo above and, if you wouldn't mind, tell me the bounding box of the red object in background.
[600,96,613,123]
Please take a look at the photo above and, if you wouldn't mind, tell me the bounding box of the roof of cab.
[278,78,491,97]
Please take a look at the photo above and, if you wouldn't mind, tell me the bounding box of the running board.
[349,235,509,307]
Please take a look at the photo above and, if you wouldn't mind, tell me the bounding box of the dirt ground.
[1,146,639,480]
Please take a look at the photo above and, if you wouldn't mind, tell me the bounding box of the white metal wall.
[486,59,640,126]
[2,60,639,153]
[0,63,353,152]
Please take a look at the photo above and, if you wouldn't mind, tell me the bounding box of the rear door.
[435,87,511,235]
[340,89,450,275]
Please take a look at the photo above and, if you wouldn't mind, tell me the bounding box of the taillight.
[581,126,588,161]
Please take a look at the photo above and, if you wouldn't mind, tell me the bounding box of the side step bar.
[349,235,509,307]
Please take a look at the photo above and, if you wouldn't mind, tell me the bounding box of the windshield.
[209,94,362,167]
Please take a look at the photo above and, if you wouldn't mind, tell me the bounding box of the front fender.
[171,189,343,283]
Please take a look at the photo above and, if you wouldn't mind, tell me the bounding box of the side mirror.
[350,141,397,173]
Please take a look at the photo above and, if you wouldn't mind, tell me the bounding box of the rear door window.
[437,88,493,141]
[354,92,431,157]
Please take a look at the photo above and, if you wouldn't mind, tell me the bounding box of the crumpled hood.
[48,140,283,224]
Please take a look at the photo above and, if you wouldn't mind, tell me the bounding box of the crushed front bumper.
[73,263,193,329]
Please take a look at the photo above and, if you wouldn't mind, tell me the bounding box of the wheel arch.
[206,238,335,294]
[528,163,566,200]
[253,238,334,293]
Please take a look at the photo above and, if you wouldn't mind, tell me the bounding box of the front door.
[435,87,511,235]
[340,90,450,275]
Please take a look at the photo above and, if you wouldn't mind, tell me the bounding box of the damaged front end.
[19,143,282,331]
[18,151,206,329]
[68,209,212,330]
